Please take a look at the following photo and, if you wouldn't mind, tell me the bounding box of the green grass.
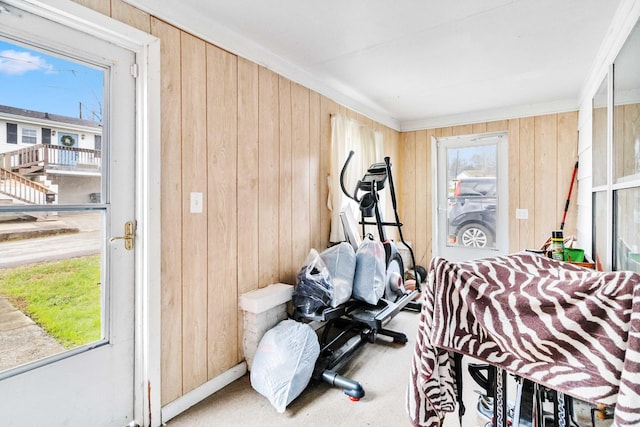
[0,255,101,349]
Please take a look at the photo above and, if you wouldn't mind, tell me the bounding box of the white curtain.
[328,113,384,243]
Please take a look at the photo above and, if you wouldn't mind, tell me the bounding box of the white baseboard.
[161,362,247,424]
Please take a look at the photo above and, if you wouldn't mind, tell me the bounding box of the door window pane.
[0,39,106,375]
[447,144,497,248]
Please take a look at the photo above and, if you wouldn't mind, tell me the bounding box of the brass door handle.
[109,220,135,250]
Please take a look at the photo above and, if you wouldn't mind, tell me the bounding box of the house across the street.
[0,104,102,206]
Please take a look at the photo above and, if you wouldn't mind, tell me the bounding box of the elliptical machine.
[340,150,425,299]
[292,150,423,401]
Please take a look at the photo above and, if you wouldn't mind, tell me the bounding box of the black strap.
[453,353,465,425]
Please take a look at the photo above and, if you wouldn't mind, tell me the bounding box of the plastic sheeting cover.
[320,242,356,307]
[250,319,320,413]
[352,237,385,305]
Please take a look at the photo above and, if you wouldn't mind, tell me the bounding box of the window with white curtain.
[328,113,383,243]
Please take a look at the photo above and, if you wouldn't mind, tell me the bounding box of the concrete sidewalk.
[0,213,101,269]
[0,214,80,242]
[0,213,99,373]
[0,296,65,372]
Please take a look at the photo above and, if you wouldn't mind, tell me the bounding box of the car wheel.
[457,223,493,247]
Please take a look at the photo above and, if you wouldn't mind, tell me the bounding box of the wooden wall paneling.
[180,32,209,393]
[206,44,239,378]
[472,122,487,134]
[424,130,435,263]
[487,120,508,133]
[556,112,579,237]
[517,117,536,249]
[278,77,294,284]
[319,97,339,248]
[71,0,110,16]
[399,132,417,263]
[110,0,150,32]
[150,17,183,406]
[309,91,322,251]
[533,115,558,247]
[507,119,521,251]
[237,57,260,294]
[257,67,280,287]
[452,124,473,136]
[385,129,401,242]
[414,130,429,267]
[291,83,311,270]
[236,58,260,363]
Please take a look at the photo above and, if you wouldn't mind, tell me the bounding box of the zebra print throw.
[407,252,640,427]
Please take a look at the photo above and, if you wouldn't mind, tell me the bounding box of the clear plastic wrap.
[319,242,356,307]
[249,319,320,413]
[292,249,333,315]
[352,237,385,305]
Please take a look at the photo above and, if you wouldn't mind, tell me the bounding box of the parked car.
[448,177,496,248]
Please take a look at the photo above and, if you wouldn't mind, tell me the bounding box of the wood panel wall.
[73,0,400,405]
[398,112,579,267]
[74,0,578,409]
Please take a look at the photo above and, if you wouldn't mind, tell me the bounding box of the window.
[329,113,384,243]
[21,127,37,144]
[6,122,17,144]
[592,19,640,273]
[42,128,51,144]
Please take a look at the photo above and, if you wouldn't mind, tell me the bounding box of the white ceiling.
[125,0,622,130]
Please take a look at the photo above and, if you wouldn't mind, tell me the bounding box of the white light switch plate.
[516,208,528,219]
[190,192,203,213]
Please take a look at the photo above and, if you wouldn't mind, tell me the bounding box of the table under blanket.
[406,252,640,427]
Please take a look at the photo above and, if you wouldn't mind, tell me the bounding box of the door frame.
[3,1,162,425]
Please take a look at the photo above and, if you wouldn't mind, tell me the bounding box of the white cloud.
[0,49,55,75]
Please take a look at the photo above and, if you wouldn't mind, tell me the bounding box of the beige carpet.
[165,309,612,427]
[166,310,429,427]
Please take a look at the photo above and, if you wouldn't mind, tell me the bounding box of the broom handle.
[560,161,579,231]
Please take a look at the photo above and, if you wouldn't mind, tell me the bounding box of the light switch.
[190,192,203,213]
[516,208,528,220]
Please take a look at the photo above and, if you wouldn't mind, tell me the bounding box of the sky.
[0,40,103,122]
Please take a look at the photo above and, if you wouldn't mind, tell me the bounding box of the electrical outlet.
[190,192,203,213]
[516,208,528,220]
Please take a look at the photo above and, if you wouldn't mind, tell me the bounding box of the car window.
[458,179,495,197]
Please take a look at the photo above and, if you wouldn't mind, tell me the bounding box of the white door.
[435,133,509,261]
[0,4,136,426]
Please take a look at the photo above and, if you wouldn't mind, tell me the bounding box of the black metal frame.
[293,150,421,399]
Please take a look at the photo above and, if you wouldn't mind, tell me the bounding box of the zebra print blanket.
[407,252,640,427]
